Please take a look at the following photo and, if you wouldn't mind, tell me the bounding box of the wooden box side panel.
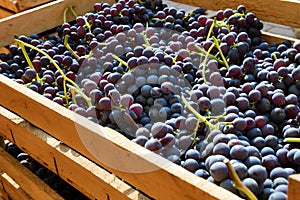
[0,172,31,200]
[0,147,63,200]
[288,174,300,200]
[0,7,14,19]
[0,0,18,12]
[0,0,54,12]
[16,0,54,12]
[0,106,149,200]
[172,0,300,28]
[0,74,243,200]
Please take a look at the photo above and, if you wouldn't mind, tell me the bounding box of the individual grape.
[167,155,181,165]
[182,158,199,173]
[232,162,248,179]
[273,177,288,188]
[262,155,279,171]
[275,185,288,194]
[209,161,228,182]
[194,169,210,179]
[160,133,176,147]
[244,156,262,168]
[248,165,268,184]
[276,148,289,165]
[144,138,162,152]
[230,144,249,161]
[132,136,148,146]
[185,149,201,162]
[293,149,300,165]
[239,178,260,197]
[233,117,247,131]
[213,143,230,157]
[268,191,287,200]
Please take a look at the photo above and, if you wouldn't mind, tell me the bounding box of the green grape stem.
[63,35,80,59]
[283,138,300,143]
[192,46,225,65]
[181,94,214,129]
[212,36,230,69]
[142,31,151,47]
[67,84,92,107]
[112,54,129,69]
[63,5,78,24]
[202,42,216,84]
[224,159,257,200]
[17,41,42,82]
[15,39,89,106]
[206,17,217,41]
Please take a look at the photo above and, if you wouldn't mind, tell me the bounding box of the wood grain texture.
[172,0,300,28]
[0,75,242,200]
[0,147,63,200]
[0,0,18,12]
[0,0,115,47]
[0,172,31,200]
[288,174,300,200]
[0,106,150,200]
[0,8,14,19]
[15,0,53,12]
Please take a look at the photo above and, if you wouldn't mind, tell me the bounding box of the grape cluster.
[1,0,300,199]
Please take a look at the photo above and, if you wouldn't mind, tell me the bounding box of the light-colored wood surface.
[0,106,149,200]
[0,147,63,200]
[173,0,300,28]
[0,0,115,47]
[261,30,298,44]
[0,75,242,200]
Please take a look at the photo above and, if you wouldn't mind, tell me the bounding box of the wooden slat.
[0,172,31,200]
[288,174,300,200]
[0,0,115,47]
[173,0,300,28]
[0,0,18,12]
[15,0,53,12]
[261,31,298,44]
[0,76,242,200]
[0,172,10,200]
[0,146,63,200]
[0,106,150,200]
[0,7,14,19]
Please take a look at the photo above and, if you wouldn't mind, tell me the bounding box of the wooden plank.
[0,76,242,200]
[0,7,14,19]
[0,106,150,200]
[173,0,300,28]
[288,174,300,200]
[261,30,298,44]
[0,172,10,200]
[0,146,63,200]
[0,172,32,200]
[15,0,53,12]
[0,0,115,47]
[0,0,18,12]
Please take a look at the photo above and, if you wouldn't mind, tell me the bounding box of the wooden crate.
[0,0,299,200]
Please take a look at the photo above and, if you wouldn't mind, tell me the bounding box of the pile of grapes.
[1,0,300,199]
